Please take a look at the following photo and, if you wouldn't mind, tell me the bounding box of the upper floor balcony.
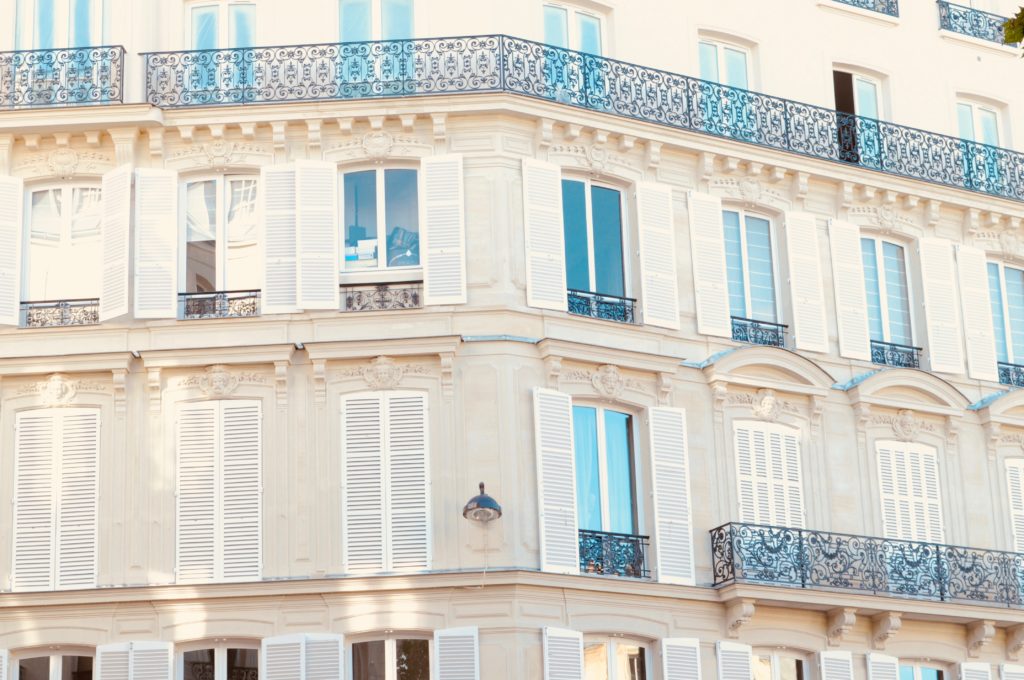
[937,1,1015,45]
[833,0,900,17]
[0,46,125,107]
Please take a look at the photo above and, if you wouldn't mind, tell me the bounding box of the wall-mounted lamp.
[462,482,502,524]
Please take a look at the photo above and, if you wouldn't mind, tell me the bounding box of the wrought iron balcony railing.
[712,522,1024,608]
[999,361,1024,388]
[579,529,650,579]
[832,0,900,17]
[0,46,125,108]
[871,339,922,368]
[731,316,787,348]
[20,299,100,328]
[143,35,1024,202]
[567,289,637,324]
[179,290,261,320]
[937,1,1014,45]
[340,281,423,312]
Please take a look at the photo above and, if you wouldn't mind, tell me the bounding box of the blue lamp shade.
[463,482,502,523]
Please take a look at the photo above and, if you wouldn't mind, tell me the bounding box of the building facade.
[0,0,1023,678]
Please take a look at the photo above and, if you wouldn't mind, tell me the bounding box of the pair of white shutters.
[176,400,262,584]
[543,629,700,680]
[93,641,173,680]
[12,408,99,592]
[718,647,1006,680]
[533,388,696,584]
[341,392,430,573]
[876,441,944,543]
[734,421,805,528]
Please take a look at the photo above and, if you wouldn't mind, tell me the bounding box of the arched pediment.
[971,387,1024,426]
[701,346,834,396]
[843,368,969,415]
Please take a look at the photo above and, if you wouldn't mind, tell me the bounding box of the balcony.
[871,339,922,368]
[340,281,423,312]
[832,0,899,17]
[567,289,637,324]
[0,46,125,108]
[937,1,1014,45]
[999,361,1024,388]
[712,522,1024,608]
[20,299,99,328]
[142,35,1024,202]
[731,316,787,348]
[179,290,260,320]
[579,529,650,579]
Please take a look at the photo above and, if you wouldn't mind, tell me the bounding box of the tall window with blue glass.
[723,210,777,323]
[573,405,637,536]
[861,237,913,347]
[562,179,625,299]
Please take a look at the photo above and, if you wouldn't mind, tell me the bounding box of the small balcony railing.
[731,316,787,348]
[579,529,650,579]
[20,299,99,328]
[186,662,257,680]
[871,339,922,368]
[340,281,423,312]
[712,522,1024,608]
[567,289,637,324]
[0,46,125,108]
[937,1,1014,45]
[832,0,900,17]
[999,362,1024,388]
[179,290,260,320]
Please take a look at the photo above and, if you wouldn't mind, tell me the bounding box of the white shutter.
[534,388,579,575]
[13,410,56,591]
[522,158,568,311]
[261,164,298,314]
[1006,460,1024,552]
[687,192,731,337]
[962,664,993,680]
[0,649,8,680]
[386,393,430,571]
[919,446,945,542]
[0,175,23,325]
[716,641,751,680]
[867,654,900,680]
[421,154,467,305]
[649,407,694,585]
[96,643,131,680]
[734,423,761,524]
[176,402,218,584]
[221,400,262,581]
[543,627,583,680]
[130,641,173,680]
[877,441,944,542]
[342,394,385,573]
[819,651,854,680]
[100,164,132,321]
[304,634,344,680]
[434,627,480,680]
[1002,665,1024,680]
[295,160,339,309]
[828,219,871,361]
[56,409,99,589]
[957,246,998,381]
[133,168,178,318]
[734,421,803,527]
[261,634,305,680]
[637,182,680,329]
[785,212,828,352]
[662,638,701,680]
[777,426,804,528]
[919,237,965,374]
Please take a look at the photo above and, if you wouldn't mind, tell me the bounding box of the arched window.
[349,634,430,680]
[178,642,259,680]
[582,636,650,680]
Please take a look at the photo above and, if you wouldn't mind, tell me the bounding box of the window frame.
[987,260,1022,364]
[175,640,260,680]
[581,635,652,680]
[899,662,950,680]
[697,38,752,89]
[15,0,103,50]
[346,632,432,680]
[338,164,422,277]
[957,99,1002,146]
[11,648,96,680]
[861,236,915,346]
[185,0,257,49]
[542,2,606,54]
[572,402,642,536]
[560,175,631,298]
[832,68,886,120]
[721,207,781,324]
[752,649,809,680]
[338,0,415,42]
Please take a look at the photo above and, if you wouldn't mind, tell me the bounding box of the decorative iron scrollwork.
[340,282,423,312]
[579,529,650,579]
[938,1,1013,45]
[567,289,637,324]
[832,0,900,17]
[870,340,922,368]
[999,362,1024,388]
[179,290,261,320]
[731,316,787,348]
[0,46,125,107]
[21,299,100,328]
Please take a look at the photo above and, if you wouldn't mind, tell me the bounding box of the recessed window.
[723,209,777,323]
[351,637,430,680]
[189,1,255,49]
[180,175,260,294]
[15,0,101,49]
[698,40,750,89]
[986,261,1024,365]
[17,655,93,680]
[24,185,102,302]
[861,237,913,347]
[833,69,883,165]
[877,441,945,543]
[341,168,420,272]
[958,101,1001,145]
[754,652,805,680]
[582,639,648,680]
[340,0,413,41]
[543,3,603,54]
[561,179,626,298]
[181,647,258,680]
[574,405,637,535]
[900,665,945,680]
[734,420,805,528]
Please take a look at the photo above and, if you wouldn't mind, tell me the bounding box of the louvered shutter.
[662,638,701,680]
[637,182,680,329]
[919,446,945,542]
[133,168,178,318]
[543,628,583,680]
[56,409,99,589]
[342,394,385,573]
[785,212,828,352]
[1006,460,1024,551]
[96,642,131,680]
[734,421,804,527]
[919,237,965,374]
[221,400,262,581]
[386,393,430,571]
[649,407,694,584]
[957,246,999,381]
[261,634,305,680]
[877,442,944,542]
[962,664,993,680]
[1002,665,1024,680]
[716,641,751,680]
[0,175,23,326]
[13,410,56,591]
[130,641,173,680]
[176,402,218,583]
[434,627,480,680]
[828,219,871,361]
[295,160,339,309]
[776,426,804,528]
[734,423,761,524]
[100,164,132,321]
[687,192,730,337]
[0,649,8,680]
[421,154,467,305]
[867,654,900,680]
[534,388,579,575]
[522,158,568,311]
[261,164,298,314]
[820,651,854,680]
[304,634,344,680]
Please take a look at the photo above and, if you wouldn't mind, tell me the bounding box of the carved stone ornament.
[827,608,857,647]
[48,148,79,178]
[361,131,394,159]
[725,598,756,638]
[966,619,995,658]
[847,205,914,234]
[726,390,800,418]
[870,409,934,441]
[752,389,781,422]
[738,176,762,203]
[710,176,788,209]
[177,365,267,396]
[871,612,901,650]
[332,357,431,388]
[14,148,112,180]
[547,143,636,175]
[17,373,108,405]
[325,132,431,162]
[165,140,270,171]
[592,365,626,400]
[1007,624,1024,661]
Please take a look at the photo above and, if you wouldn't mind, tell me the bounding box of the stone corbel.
[767,166,786,183]
[431,113,447,142]
[872,612,902,650]
[853,402,872,432]
[537,118,555,149]
[725,598,755,638]
[1006,624,1024,661]
[208,124,225,139]
[860,185,877,202]
[901,194,920,211]
[965,208,982,236]
[108,126,139,167]
[399,114,416,132]
[881,189,897,206]
[336,117,354,135]
[147,128,164,160]
[723,156,741,173]
[617,134,635,153]
[926,199,942,229]
[440,352,455,402]
[0,133,13,174]
[794,171,809,201]
[53,132,71,147]
[306,119,322,156]
[23,134,41,150]
[565,123,582,141]
[270,121,288,153]
[698,151,715,182]
[945,416,959,455]
[239,122,257,139]
[657,372,674,406]
[147,367,161,414]
[84,130,101,147]
[985,421,1002,461]
[644,140,662,170]
[593,129,609,146]
[809,394,825,432]
[840,182,855,210]
[545,356,563,389]
[967,620,995,658]
[111,369,127,416]
[827,608,857,647]
[177,125,195,143]
[711,380,729,414]
[312,359,327,406]
[274,361,288,411]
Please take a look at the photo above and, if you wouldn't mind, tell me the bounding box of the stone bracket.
[827,608,857,647]
[725,598,756,638]
[967,619,995,658]
[872,611,902,650]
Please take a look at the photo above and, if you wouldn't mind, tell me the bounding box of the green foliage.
[1005,6,1024,46]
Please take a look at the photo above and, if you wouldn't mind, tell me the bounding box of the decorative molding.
[274,361,288,410]
[440,352,455,401]
[872,612,901,650]
[175,365,267,396]
[165,140,271,171]
[985,420,1002,461]
[725,598,756,638]
[548,142,637,176]
[324,131,432,163]
[644,140,661,169]
[657,372,673,406]
[726,389,801,421]
[827,608,857,647]
[869,409,937,441]
[17,373,108,406]
[108,126,139,166]
[545,356,563,390]
[147,367,162,414]
[847,204,916,235]
[698,151,715,182]
[431,112,447,141]
[331,356,432,390]
[711,176,790,210]
[966,619,995,658]
[14,147,114,180]
[111,369,127,415]
[561,364,644,401]
[1007,624,1024,661]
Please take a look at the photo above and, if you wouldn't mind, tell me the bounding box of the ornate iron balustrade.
[731,316,787,348]
[937,1,1013,45]
[999,362,1024,388]
[712,522,1024,607]
[832,0,900,17]
[0,46,125,107]
[871,339,921,368]
[186,662,258,680]
[179,290,261,320]
[567,289,637,323]
[579,529,650,579]
[340,281,423,312]
[20,299,100,328]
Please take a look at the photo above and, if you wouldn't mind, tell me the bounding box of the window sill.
[815,0,900,26]
[339,267,424,286]
[937,29,1020,56]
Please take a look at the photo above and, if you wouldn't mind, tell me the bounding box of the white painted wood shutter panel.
[0,650,8,680]
[867,654,900,680]
[295,160,339,309]
[534,388,579,575]
[957,245,999,381]
[133,168,178,318]
[662,638,701,680]
[777,426,805,528]
[649,407,694,584]
[130,641,173,680]
[919,237,965,374]
[962,663,993,680]
[342,394,385,573]
[261,164,298,314]
[387,392,430,571]
[176,402,218,584]
[1002,665,1024,680]
[221,400,262,581]
[877,442,944,543]
[56,409,99,589]
[100,164,132,321]
[543,627,583,680]
[0,175,23,326]
[1006,460,1024,552]
[819,651,854,680]
[828,219,871,361]
[304,634,344,680]
[96,642,131,680]
[716,641,752,680]
[522,158,568,311]
[13,410,57,591]
[785,212,829,352]
[261,634,305,680]
[637,182,680,329]
[734,422,804,527]
[687,192,731,337]
[434,627,480,680]
[422,154,467,305]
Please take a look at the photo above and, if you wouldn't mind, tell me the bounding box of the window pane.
[340,0,372,42]
[384,169,419,268]
[19,657,49,680]
[544,5,569,48]
[604,410,635,535]
[778,658,803,680]
[1005,267,1024,361]
[31,189,63,240]
[226,649,258,680]
[882,241,912,345]
[353,641,386,680]
[185,180,218,293]
[562,180,591,292]
[591,186,624,297]
[573,405,602,532]
[583,642,609,680]
[855,77,879,119]
[614,644,646,680]
[229,3,256,48]
[396,639,430,680]
[724,47,748,89]
[920,669,943,680]
[35,0,56,49]
[577,13,602,55]
[382,0,414,40]
[192,5,218,50]
[979,108,1000,146]
[183,650,214,680]
[698,42,719,82]
[63,656,93,680]
[990,263,1010,363]
[344,170,379,270]
[861,238,884,342]
[723,210,746,317]
[226,178,260,290]
[71,0,96,47]
[900,668,916,680]
[71,187,102,238]
[753,657,773,680]
[744,215,776,322]
[957,103,975,141]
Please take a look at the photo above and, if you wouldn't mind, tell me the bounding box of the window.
[340,0,413,41]
[958,100,1003,190]
[573,405,637,535]
[698,40,749,89]
[15,0,100,49]
[351,636,430,680]
[1005,459,1024,552]
[877,441,944,543]
[986,261,1024,365]
[562,179,626,298]
[341,168,419,272]
[734,421,804,528]
[861,237,913,347]
[833,70,882,165]
[543,3,603,54]
[582,638,649,680]
[723,209,777,323]
[189,1,255,49]
[181,175,260,294]
[180,646,258,680]
[17,655,93,680]
[900,665,945,680]
[753,652,805,680]
[24,184,102,302]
